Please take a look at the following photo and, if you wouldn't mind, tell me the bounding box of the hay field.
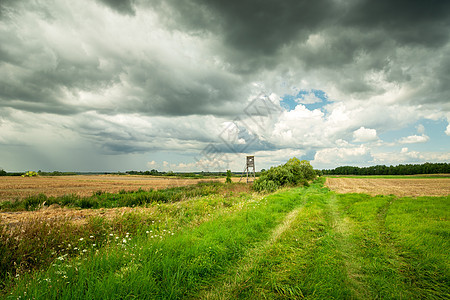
[325,177,450,197]
[0,175,239,201]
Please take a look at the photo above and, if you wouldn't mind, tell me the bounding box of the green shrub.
[253,179,278,192]
[225,170,232,184]
[253,158,316,192]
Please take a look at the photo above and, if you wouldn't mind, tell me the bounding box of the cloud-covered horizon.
[0,0,449,172]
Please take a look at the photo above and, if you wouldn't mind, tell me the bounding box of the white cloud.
[253,148,306,169]
[335,139,350,147]
[269,104,328,148]
[173,162,198,171]
[312,145,372,169]
[416,124,425,134]
[373,149,450,165]
[398,134,429,144]
[194,157,230,172]
[147,160,157,168]
[297,92,322,104]
[353,127,378,142]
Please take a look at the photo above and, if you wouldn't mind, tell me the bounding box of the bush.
[253,179,278,192]
[21,171,38,177]
[225,170,232,184]
[253,158,316,192]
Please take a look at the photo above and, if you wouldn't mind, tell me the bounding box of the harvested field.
[325,177,450,197]
[0,205,156,228]
[0,175,240,201]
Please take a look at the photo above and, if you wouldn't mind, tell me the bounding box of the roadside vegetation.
[0,182,251,291]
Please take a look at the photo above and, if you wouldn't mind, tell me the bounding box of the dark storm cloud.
[0,0,247,117]
[150,0,339,73]
[151,0,450,81]
[2,0,449,118]
[97,0,136,15]
[0,5,123,115]
[343,0,450,47]
[193,0,336,55]
[119,61,245,117]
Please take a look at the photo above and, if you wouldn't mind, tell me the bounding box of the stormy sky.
[0,0,449,172]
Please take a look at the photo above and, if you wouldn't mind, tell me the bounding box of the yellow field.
[325,177,450,197]
[0,175,240,201]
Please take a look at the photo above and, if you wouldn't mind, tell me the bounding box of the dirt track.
[325,177,450,197]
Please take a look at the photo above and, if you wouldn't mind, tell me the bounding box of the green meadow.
[1,178,449,299]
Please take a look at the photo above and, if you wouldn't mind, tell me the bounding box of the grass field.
[1,178,449,299]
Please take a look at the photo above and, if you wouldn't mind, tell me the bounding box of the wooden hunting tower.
[240,155,256,183]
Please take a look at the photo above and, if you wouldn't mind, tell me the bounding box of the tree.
[225,170,232,183]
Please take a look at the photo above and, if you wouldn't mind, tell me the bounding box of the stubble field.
[325,176,450,197]
[0,175,240,202]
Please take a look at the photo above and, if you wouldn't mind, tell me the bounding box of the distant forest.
[322,162,450,176]
[1,162,449,177]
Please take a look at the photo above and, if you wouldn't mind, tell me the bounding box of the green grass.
[2,179,449,299]
[206,183,449,299]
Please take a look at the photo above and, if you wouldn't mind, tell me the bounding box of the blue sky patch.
[379,118,449,152]
[281,89,330,111]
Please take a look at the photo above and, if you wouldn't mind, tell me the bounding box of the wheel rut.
[199,205,304,300]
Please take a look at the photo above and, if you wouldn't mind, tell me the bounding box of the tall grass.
[0,181,237,211]
[0,183,251,292]
[5,185,307,299]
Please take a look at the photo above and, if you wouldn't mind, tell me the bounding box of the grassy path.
[199,206,305,299]
[327,193,367,298]
[195,181,449,299]
[5,179,449,299]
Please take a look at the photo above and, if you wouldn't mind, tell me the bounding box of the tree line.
[322,162,450,176]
